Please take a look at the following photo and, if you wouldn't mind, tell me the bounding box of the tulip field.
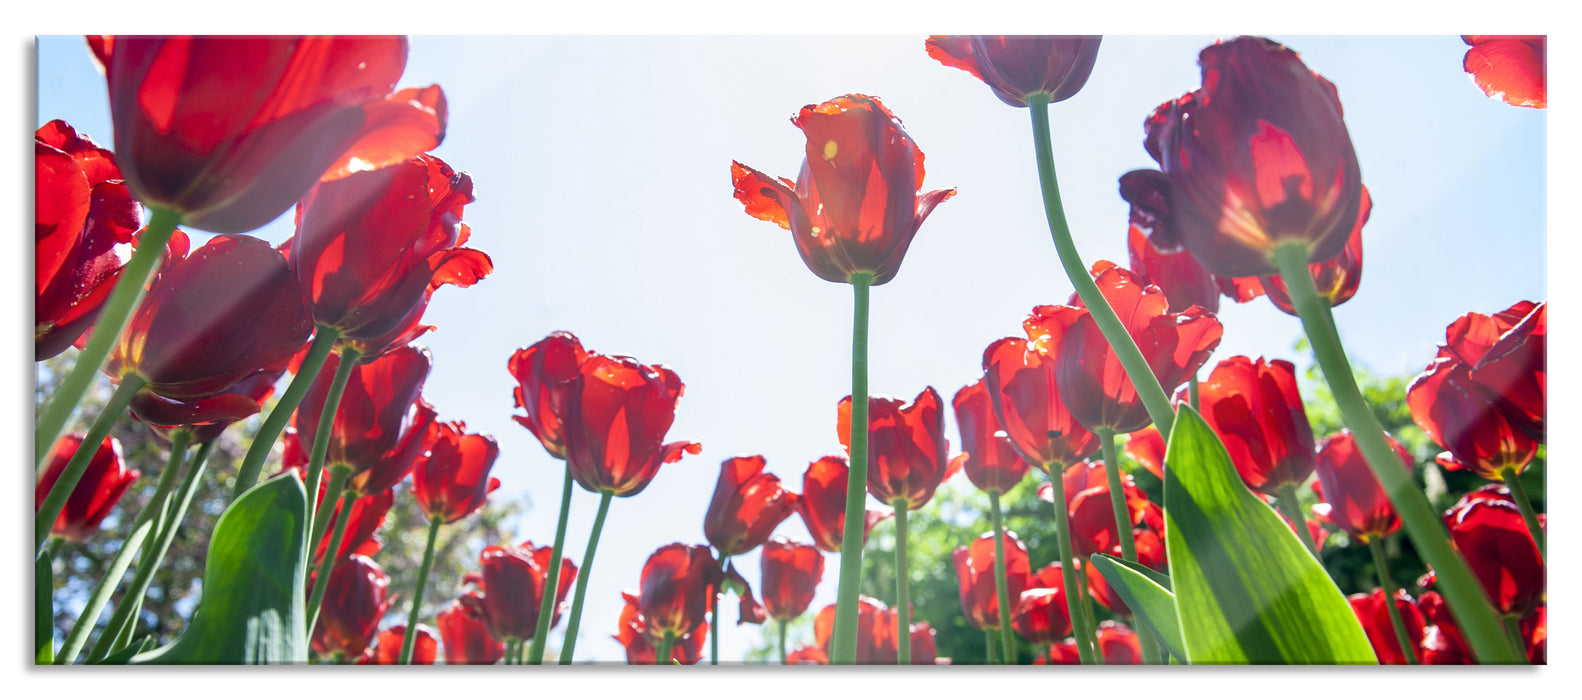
[31,31,1546,669]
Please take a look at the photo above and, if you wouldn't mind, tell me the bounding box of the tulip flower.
[636,543,722,661]
[305,485,392,568]
[34,120,143,360]
[508,331,588,460]
[437,595,504,665]
[35,434,137,542]
[1085,529,1168,618]
[1124,224,1224,315]
[1523,606,1546,664]
[760,538,825,624]
[909,623,943,665]
[87,35,446,234]
[813,596,902,665]
[925,35,1101,108]
[953,531,1032,631]
[1095,620,1142,664]
[1012,563,1073,647]
[413,421,500,524]
[1443,488,1544,619]
[981,336,1098,471]
[705,456,800,557]
[1254,187,1371,316]
[797,456,890,553]
[1042,461,1163,558]
[147,368,284,445]
[1311,430,1412,544]
[950,379,1031,495]
[1194,356,1317,494]
[1349,588,1426,665]
[360,625,436,665]
[1124,425,1166,480]
[1034,640,1083,665]
[463,541,578,649]
[1465,301,1545,443]
[786,645,829,665]
[1463,36,1546,108]
[293,346,436,496]
[614,591,708,665]
[311,554,394,661]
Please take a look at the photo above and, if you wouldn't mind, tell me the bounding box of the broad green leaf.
[1090,554,1186,662]
[1163,406,1376,664]
[133,473,309,664]
[36,551,53,664]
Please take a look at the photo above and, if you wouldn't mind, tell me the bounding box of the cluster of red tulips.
[34,33,1544,665]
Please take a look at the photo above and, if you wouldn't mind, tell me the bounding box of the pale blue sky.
[36,34,1545,663]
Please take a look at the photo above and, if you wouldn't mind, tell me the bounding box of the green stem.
[305,470,353,635]
[527,463,575,665]
[230,326,340,502]
[831,271,873,665]
[36,375,146,552]
[1106,425,1162,665]
[35,208,179,470]
[1027,93,1175,440]
[987,490,1017,664]
[305,345,361,533]
[1043,460,1095,664]
[779,618,788,665]
[985,628,997,665]
[1502,470,1545,561]
[305,466,350,572]
[558,490,613,664]
[1074,562,1104,665]
[1368,539,1419,665]
[1501,616,1528,662]
[1189,375,1200,411]
[1273,242,1522,663]
[710,553,722,665]
[502,639,518,665]
[1276,483,1321,558]
[893,501,911,665]
[399,515,444,664]
[655,630,676,665]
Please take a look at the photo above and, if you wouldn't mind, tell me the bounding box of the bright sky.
[35,33,1544,664]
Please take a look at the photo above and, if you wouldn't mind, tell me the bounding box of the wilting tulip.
[463,541,578,643]
[982,335,1098,471]
[614,591,708,664]
[437,596,504,665]
[1311,430,1411,543]
[798,456,890,552]
[293,346,436,496]
[360,625,436,665]
[637,543,721,645]
[87,36,446,234]
[951,379,1031,494]
[1193,356,1317,496]
[953,531,1032,630]
[924,35,1102,108]
[293,153,491,350]
[838,386,951,509]
[1124,425,1166,480]
[560,354,701,498]
[1443,489,1544,618]
[35,434,137,542]
[311,554,394,660]
[1012,562,1073,645]
[731,93,956,285]
[760,538,824,621]
[35,120,143,359]
[705,456,800,557]
[1138,36,1364,277]
[1348,588,1426,665]
[1463,36,1546,108]
[413,421,500,524]
[1034,640,1083,665]
[104,235,314,427]
[1095,620,1142,664]
[508,331,589,459]
[813,596,901,664]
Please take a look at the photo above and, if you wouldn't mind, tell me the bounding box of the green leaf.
[36,550,53,664]
[132,473,309,664]
[94,637,151,665]
[1089,553,1187,662]
[1163,406,1377,664]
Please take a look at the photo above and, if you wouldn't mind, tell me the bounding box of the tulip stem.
[1273,241,1522,663]
[1276,483,1321,558]
[1042,458,1096,664]
[710,554,721,665]
[1073,561,1104,665]
[305,468,353,636]
[1367,539,1419,665]
[656,630,676,665]
[1501,470,1545,561]
[35,207,179,471]
[1099,431,1162,665]
[893,500,911,665]
[778,618,788,664]
[984,629,997,665]
[305,346,361,533]
[36,374,145,553]
[527,463,575,665]
[558,490,613,664]
[502,639,519,665]
[1027,94,1175,440]
[986,490,1017,664]
[399,514,444,664]
[831,271,873,665]
[1189,375,1200,411]
[230,326,340,502]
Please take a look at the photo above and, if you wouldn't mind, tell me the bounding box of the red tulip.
[307,485,392,567]
[1417,590,1472,664]
[1095,620,1142,664]
[1034,639,1083,665]
[559,353,702,497]
[786,644,829,665]
[1523,606,1546,664]
[35,434,138,542]
[292,346,437,496]
[1035,263,1222,434]
[1255,186,1371,316]
[760,537,824,621]
[1124,224,1223,315]
[721,559,768,626]
[413,421,501,524]
[838,386,952,509]
[924,35,1101,108]
[1124,425,1166,480]
[1120,169,1273,310]
[462,541,578,643]
[1468,301,1545,442]
[813,595,901,665]
[1462,36,1546,108]
[614,591,708,664]
[508,331,589,459]
[1085,529,1168,617]
[87,36,446,233]
[950,378,1031,494]
[705,456,800,557]
[1192,356,1316,496]
[797,456,891,553]
[1348,588,1425,665]
[1043,461,1164,558]
[637,543,722,645]
[311,554,393,659]
[359,625,436,665]
[1138,36,1364,278]
[151,368,283,444]
[953,531,1032,630]
[105,235,313,428]
[436,595,504,665]
[981,335,1098,470]
[34,119,143,359]
[909,623,943,665]
[1012,562,1073,645]
[731,94,956,285]
[1310,430,1411,543]
[293,153,491,351]
[1443,489,1544,618]
[1408,360,1537,482]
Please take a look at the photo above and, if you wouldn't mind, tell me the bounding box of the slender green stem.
[778,618,788,665]
[1276,483,1321,558]
[36,375,145,552]
[1105,426,1163,665]
[1189,375,1200,411]
[37,544,58,664]
[831,271,873,665]
[305,346,361,533]
[1273,242,1522,663]
[1501,616,1528,662]
[514,638,527,665]
[305,470,353,635]
[502,639,519,665]
[1043,460,1095,664]
[36,208,179,469]
[987,491,1017,664]
[1028,94,1175,440]
[893,501,911,665]
[527,463,575,664]
[985,629,997,665]
[1502,470,1545,561]
[558,490,613,664]
[1368,539,1419,665]
[656,630,676,665]
[305,466,350,570]
[710,552,723,665]
[1073,563,1104,665]
[398,515,444,664]
[230,326,340,502]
